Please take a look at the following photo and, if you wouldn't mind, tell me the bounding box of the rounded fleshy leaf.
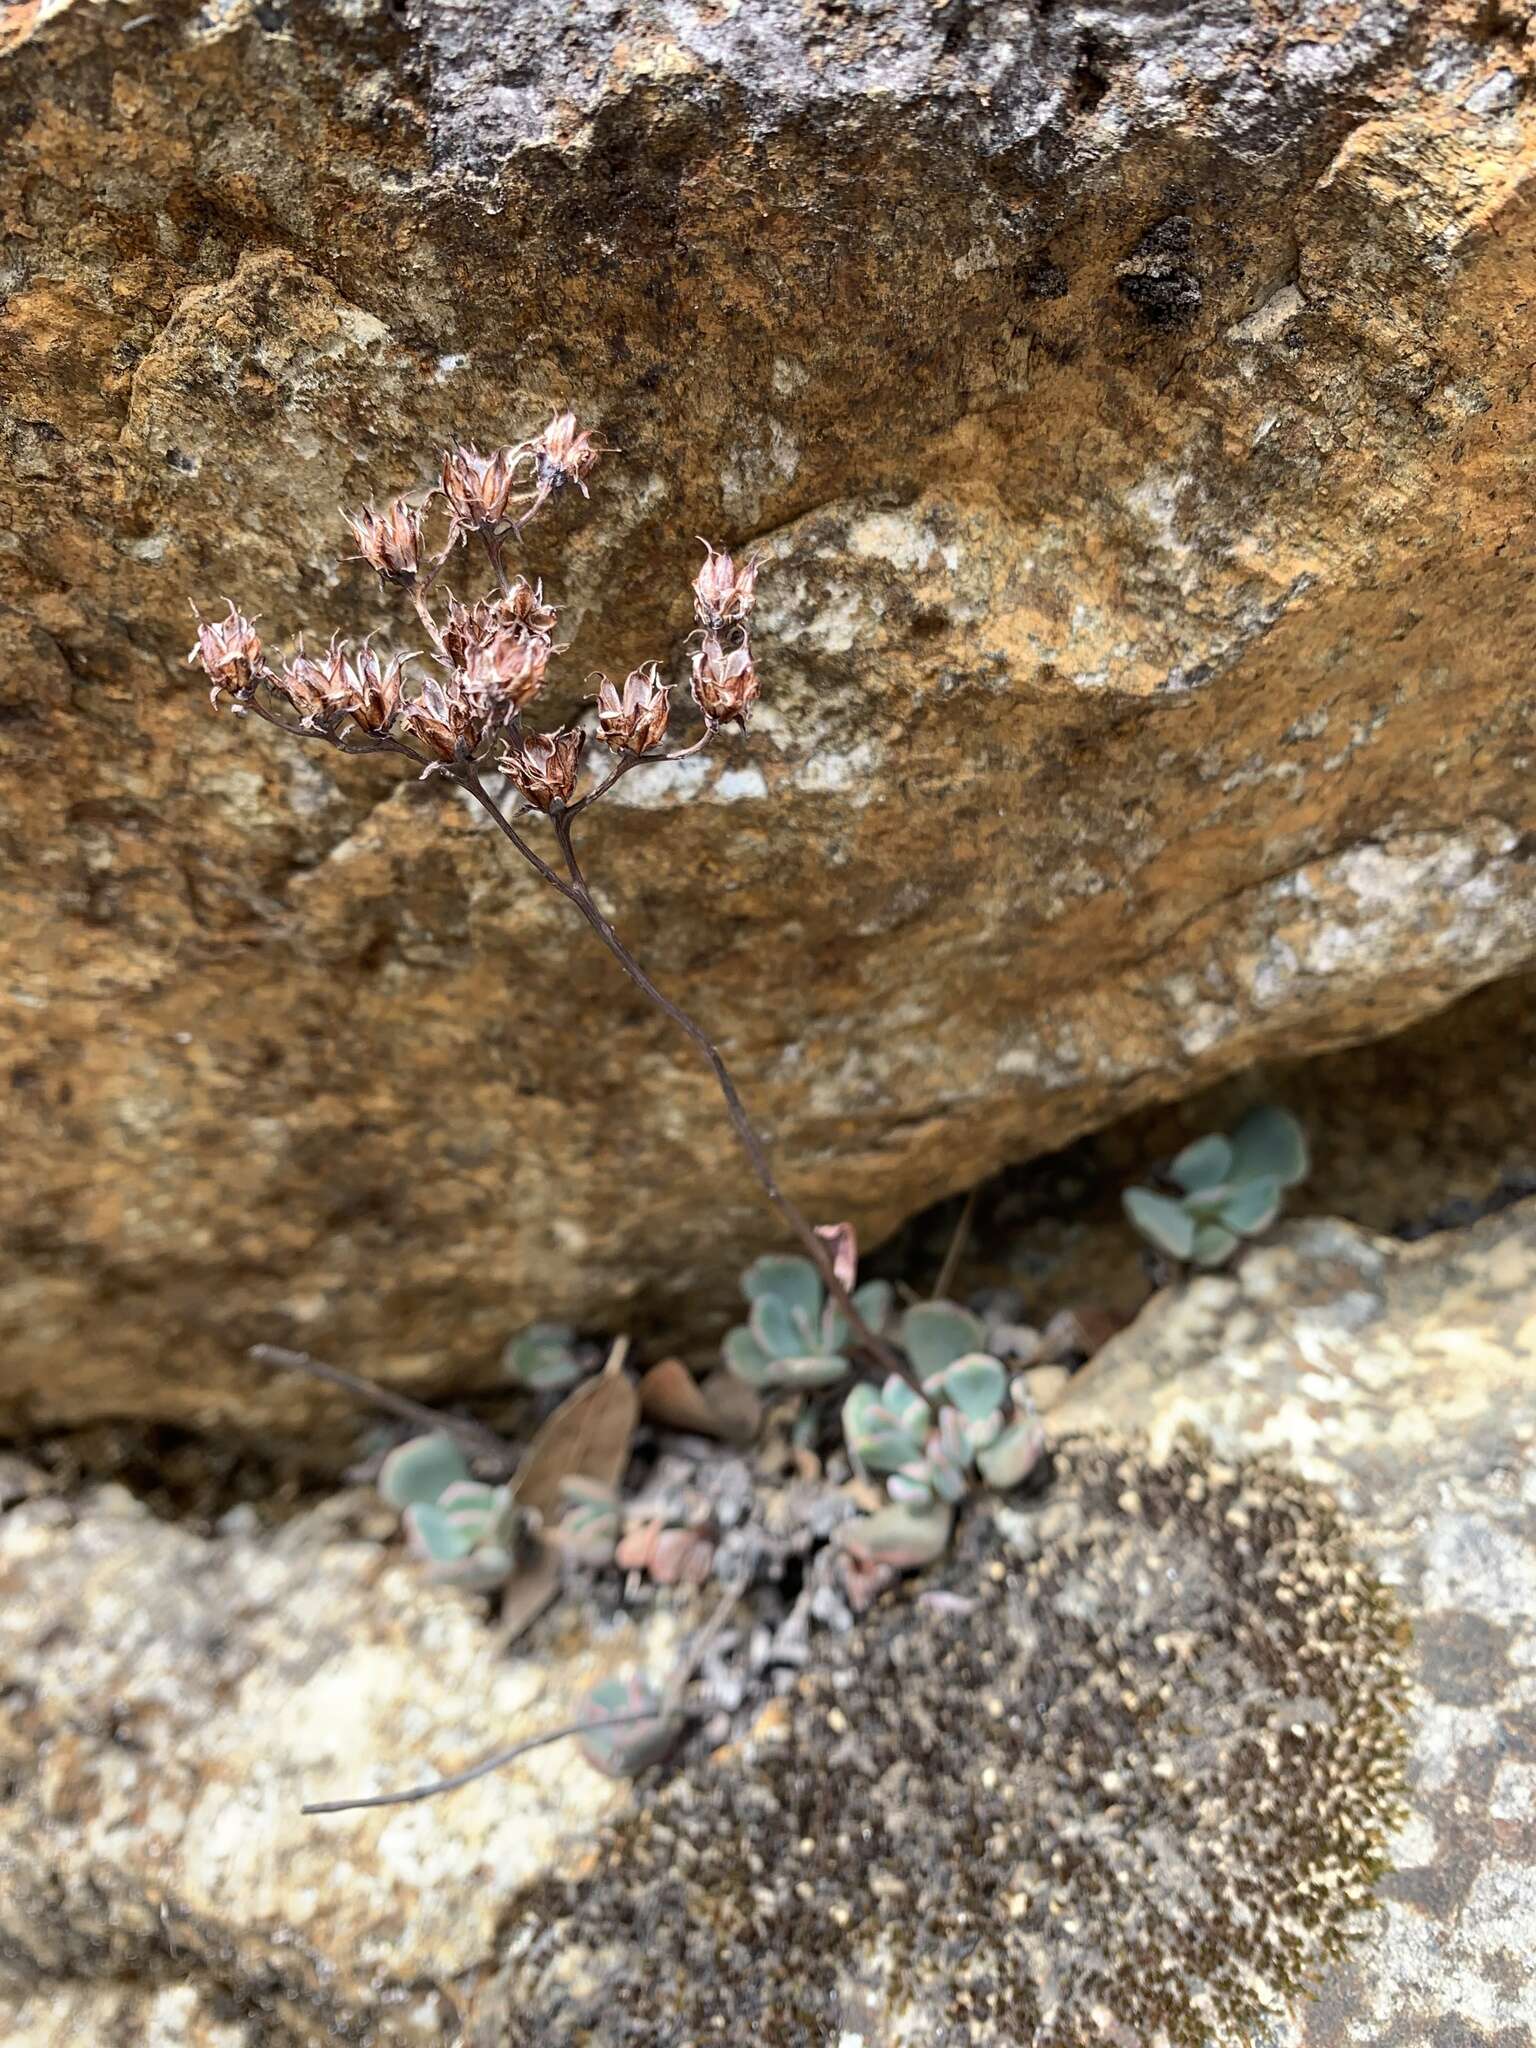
[1217,1175,1282,1237]
[579,1674,684,1777]
[840,1500,954,1568]
[858,1426,929,1473]
[749,1292,804,1362]
[926,1458,968,1505]
[965,1407,1005,1454]
[887,1470,935,1505]
[502,1321,583,1390]
[851,1277,895,1331]
[880,1376,933,1434]
[426,1544,516,1589]
[779,1353,852,1389]
[1167,1133,1233,1193]
[1228,1105,1308,1188]
[1123,1187,1196,1261]
[901,1301,988,1377]
[742,1254,824,1324]
[403,1499,478,1563]
[746,1294,799,1363]
[842,1382,880,1441]
[934,1405,973,1464]
[378,1433,470,1510]
[926,1353,1007,1423]
[437,1479,499,1515]
[976,1417,1046,1491]
[723,1323,775,1386]
[1191,1222,1241,1267]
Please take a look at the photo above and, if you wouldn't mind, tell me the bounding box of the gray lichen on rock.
[487,1438,1410,2047]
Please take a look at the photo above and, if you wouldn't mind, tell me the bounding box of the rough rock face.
[0,1476,677,2046]
[1051,1207,1536,2044]
[5,1200,1531,2044]
[6,0,1536,1428]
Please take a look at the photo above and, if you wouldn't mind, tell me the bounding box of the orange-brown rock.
[4,0,1536,1432]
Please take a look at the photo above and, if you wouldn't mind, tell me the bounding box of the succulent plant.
[553,1476,623,1567]
[578,1672,686,1777]
[501,1321,590,1391]
[1123,1105,1308,1269]
[377,1432,522,1590]
[722,1253,894,1392]
[838,1300,1048,1567]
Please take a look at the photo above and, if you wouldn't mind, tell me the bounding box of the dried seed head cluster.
[189,414,765,809]
[190,414,904,1397]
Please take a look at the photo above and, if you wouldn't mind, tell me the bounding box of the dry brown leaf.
[511,1367,639,1522]
[639,1357,719,1435]
[495,1541,561,1648]
[696,1370,762,1444]
[638,1358,762,1444]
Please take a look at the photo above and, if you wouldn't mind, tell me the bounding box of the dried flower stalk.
[190,415,910,1385]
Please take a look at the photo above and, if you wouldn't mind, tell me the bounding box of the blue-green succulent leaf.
[927,1459,968,1504]
[880,1377,933,1434]
[1191,1222,1241,1267]
[779,1354,851,1389]
[749,1293,801,1362]
[851,1278,895,1331]
[723,1323,776,1385]
[403,1500,478,1562]
[742,1255,824,1323]
[1217,1175,1282,1236]
[1228,1106,1308,1188]
[579,1674,684,1778]
[378,1433,470,1510]
[1123,1187,1197,1260]
[841,1500,954,1568]
[857,1425,929,1473]
[887,1470,935,1505]
[426,1544,515,1590]
[977,1417,1046,1491]
[437,1480,499,1515]
[842,1382,880,1441]
[502,1321,583,1390]
[927,1353,1007,1422]
[1167,1134,1233,1193]
[901,1301,988,1377]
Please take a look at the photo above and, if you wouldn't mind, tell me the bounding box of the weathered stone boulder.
[1051,1205,1536,2043]
[0,1477,676,2045]
[6,1199,1531,2043]
[6,0,1536,1428]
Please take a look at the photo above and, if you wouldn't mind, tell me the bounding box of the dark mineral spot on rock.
[1023,258,1070,298]
[489,1438,1410,2048]
[1116,214,1204,327]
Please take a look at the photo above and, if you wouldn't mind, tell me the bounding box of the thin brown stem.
[455,765,582,902]
[301,1710,667,1815]
[932,1185,980,1302]
[410,585,450,661]
[249,1345,513,1463]
[480,528,513,599]
[567,729,715,819]
[545,809,914,1387]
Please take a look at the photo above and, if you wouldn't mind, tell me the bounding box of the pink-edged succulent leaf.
[840,1500,954,1569]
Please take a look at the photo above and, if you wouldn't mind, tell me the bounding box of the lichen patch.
[488,1438,1410,2048]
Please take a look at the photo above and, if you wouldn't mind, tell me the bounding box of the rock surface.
[6,1,1536,1427]
[0,1483,676,2046]
[1051,1203,1536,2044]
[5,1200,1533,2043]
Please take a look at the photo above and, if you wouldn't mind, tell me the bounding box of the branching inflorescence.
[190,415,912,1388]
